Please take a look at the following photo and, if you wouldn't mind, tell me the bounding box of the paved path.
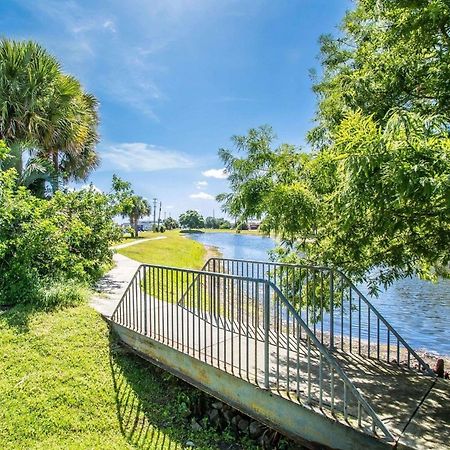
[90,237,167,316]
[90,253,141,317]
[112,236,166,250]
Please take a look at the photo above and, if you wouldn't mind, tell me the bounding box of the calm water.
[189,232,450,355]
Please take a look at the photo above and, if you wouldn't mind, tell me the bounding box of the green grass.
[0,304,258,449]
[117,230,213,301]
[118,230,207,270]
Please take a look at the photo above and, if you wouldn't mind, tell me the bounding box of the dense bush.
[0,150,121,306]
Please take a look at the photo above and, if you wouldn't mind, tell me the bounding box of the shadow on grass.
[0,303,47,333]
[109,329,206,450]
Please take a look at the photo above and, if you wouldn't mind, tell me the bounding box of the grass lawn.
[0,303,258,450]
[117,230,208,270]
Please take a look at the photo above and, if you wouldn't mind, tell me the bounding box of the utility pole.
[157,201,162,228]
[153,198,157,230]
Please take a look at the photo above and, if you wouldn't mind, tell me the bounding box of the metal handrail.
[268,280,393,440]
[111,262,394,441]
[203,257,434,376]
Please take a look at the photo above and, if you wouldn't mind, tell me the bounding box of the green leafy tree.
[179,210,204,229]
[217,218,232,229]
[218,115,450,292]
[308,0,450,148]
[163,217,179,230]
[204,216,217,228]
[218,2,450,291]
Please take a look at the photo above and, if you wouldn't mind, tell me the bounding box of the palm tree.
[128,196,151,238]
[0,39,99,194]
[37,74,99,190]
[0,40,60,175]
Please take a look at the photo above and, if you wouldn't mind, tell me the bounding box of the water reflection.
[188,232,450,355]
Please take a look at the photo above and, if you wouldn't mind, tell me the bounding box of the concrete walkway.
[112,236,166,250]
[90,253,141,317]
[90,236,167,316]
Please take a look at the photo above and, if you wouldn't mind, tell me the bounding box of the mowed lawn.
[118,230,208,269]
[0,304,255,450]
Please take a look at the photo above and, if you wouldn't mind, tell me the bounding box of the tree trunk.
[131,215,139,238]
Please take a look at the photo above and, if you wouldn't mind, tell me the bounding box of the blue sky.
[1,0,350,219]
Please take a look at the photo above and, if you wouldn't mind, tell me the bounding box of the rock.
[190,418,202,432]
[211,401,224,410]
[248,421,265,439]
[207,407,226,430]
[223,408,235,423]
[259,430,273,449]
[208,408,220,423]
[237,418,250,433]
[230,414,242,430]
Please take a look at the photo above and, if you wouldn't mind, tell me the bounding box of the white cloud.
[103,20,116,33]
[202,168,227,179]
[102,143,193,172]
[189,192,214,200]
[196,180,208,189]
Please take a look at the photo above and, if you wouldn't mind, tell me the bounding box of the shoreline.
[204,243,222,263]
[196,237,449,375]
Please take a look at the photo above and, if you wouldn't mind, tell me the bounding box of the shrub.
[36,280,89,309]
[0,151,121,305]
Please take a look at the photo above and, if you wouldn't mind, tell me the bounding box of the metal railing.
[202,258,434,376]
[111,263,394,441]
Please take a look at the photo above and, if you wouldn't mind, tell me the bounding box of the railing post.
[143,267,147,336]
[329,270,334,350]
[264,282,270,390]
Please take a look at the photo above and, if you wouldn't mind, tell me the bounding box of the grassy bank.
[117,230,209,269]
[0,304,260,449]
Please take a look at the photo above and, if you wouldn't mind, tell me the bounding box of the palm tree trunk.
[130,215,139,238]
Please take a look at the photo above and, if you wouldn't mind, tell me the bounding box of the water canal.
[188,232,450,356]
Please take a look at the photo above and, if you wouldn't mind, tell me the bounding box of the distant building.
[248,220,260,230]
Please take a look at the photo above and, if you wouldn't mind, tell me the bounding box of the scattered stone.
[248,421,265,439]
[190,418,202,432]
[208,408,220,422]
[230,414,242,430]
[237,418,250,433]
[185,441,195,448]
[211,401,224,410]
[223,408,235,423]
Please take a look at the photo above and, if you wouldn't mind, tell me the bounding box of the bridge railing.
[111,263,394,441]
[203,258,434,376]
